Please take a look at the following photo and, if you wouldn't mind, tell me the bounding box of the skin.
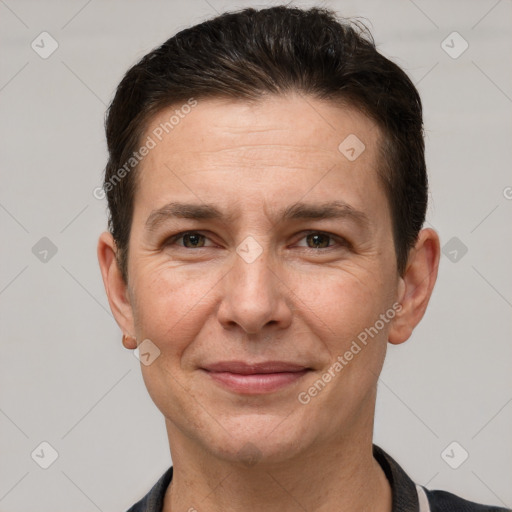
[98,93,440,512]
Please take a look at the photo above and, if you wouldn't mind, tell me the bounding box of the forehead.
[133,93,388,224]
[144,94,379,160]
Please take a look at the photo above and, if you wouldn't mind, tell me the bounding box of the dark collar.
[373,445,419,512]
[127,444,419,512]
[126,465,173,512]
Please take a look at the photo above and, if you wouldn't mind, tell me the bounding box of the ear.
[388,228,440,345]
[97,232,137,349]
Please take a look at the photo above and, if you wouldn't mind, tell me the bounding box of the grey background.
[1,0,511,510]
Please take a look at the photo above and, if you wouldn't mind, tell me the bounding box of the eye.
[295,231,349,250]
[165,231,214,248]
[164,230,349,251]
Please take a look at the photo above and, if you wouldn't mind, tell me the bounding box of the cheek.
[297,265,391,333]
[131,266,218,413]
[304,274,391,403]
[129,263,219,353]
[305,267,393,385]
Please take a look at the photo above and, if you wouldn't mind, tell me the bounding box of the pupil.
[308,234,328,248]
[185,234,203,247]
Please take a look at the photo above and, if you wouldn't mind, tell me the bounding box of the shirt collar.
[373,445,420,512]
[127,445,419,512]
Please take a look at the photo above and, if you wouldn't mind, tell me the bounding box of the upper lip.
[202,361,309,374]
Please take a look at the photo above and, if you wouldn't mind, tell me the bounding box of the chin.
[203,412,310,467]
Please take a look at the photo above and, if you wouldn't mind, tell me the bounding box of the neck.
[162,422,391,512]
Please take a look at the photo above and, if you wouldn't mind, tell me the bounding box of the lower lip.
[204,370,310,394]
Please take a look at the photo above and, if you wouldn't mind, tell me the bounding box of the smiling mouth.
[201,361,311,394]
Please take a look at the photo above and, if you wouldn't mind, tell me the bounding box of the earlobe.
[388,228,440,345]
[122,334,137,350]
[97,232,135,343]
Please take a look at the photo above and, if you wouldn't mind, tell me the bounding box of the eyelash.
[164,231,351,251]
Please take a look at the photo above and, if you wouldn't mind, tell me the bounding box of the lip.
[201,361,311,394]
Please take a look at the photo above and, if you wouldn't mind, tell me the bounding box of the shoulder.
[373,445,510,512]
[424,488,511,512]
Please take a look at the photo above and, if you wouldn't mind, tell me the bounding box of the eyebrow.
[145,200,370,232]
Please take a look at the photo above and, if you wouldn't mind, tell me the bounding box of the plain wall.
[1,0,511,510]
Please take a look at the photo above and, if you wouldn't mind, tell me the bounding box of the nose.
[216,243,293,336]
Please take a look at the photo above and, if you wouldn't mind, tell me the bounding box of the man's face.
[123,94,402,464]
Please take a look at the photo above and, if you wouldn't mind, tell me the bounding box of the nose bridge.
[218,236,288,333]
[232,236,276,305]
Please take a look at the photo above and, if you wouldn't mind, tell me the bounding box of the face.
[103,94,412,465]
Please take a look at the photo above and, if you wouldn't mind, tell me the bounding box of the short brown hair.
[104,6,427,282]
